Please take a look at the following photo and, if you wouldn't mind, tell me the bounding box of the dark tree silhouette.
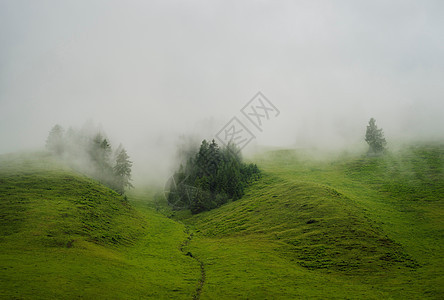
[113,145,134,194]
[168,139,261,214]
[365,118,387,155]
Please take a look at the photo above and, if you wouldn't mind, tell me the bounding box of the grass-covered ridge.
[0,152,143,248]
[0,145,442,299]
[0,153,200,299]
[177,144,443,299]
[186,174,418,272]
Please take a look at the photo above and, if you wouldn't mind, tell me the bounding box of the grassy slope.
[0,153,200,299]
[1,145,442,299]
[177,144,443,299]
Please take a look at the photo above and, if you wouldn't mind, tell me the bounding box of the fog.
[1,0,443,184]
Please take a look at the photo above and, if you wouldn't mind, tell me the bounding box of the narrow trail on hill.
[180,227,206,300]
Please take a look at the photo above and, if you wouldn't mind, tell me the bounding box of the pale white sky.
[1,0,443,181]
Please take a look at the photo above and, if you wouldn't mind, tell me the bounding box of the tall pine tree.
[113,145,134,194]
[365,118,387,155]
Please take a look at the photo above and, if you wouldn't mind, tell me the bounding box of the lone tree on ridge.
[365,118,387,155]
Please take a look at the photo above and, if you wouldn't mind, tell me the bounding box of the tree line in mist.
[45,117,385,212]
[45,124,133,195]
[166,117,386,214]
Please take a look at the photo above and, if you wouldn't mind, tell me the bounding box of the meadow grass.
[0,153,200,299]
[1,145,442,299]
[176,144,443,299]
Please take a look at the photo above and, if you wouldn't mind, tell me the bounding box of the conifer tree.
[113,145,134,194]
[365,118,387,155]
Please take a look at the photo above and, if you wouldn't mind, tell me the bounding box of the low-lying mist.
[1,1,443,188]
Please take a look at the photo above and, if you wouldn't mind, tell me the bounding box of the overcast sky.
[1,0,443,181]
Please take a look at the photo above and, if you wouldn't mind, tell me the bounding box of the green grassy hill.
[177,144,443,299]
[1,145,443,299]
[0,153,200,299]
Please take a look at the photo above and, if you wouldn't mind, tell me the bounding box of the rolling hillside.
[177,144,443,299]
[0,153,200,299]
[0,145,442,299]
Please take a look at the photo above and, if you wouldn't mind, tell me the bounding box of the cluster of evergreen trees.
[46,124,133,194]
[167,140,261,214]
